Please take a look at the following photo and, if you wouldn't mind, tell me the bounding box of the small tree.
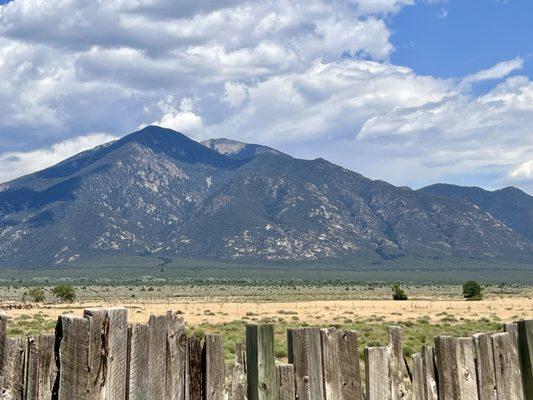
[462,280,482,300]
[52,284,76,302]
[27,287,46,302]
[392,284,408,300]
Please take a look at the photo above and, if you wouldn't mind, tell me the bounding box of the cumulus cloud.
[0,0,533,193]
[0,133,118,183]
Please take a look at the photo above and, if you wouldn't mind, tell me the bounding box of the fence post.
[338,330,364,400]
[127,323,150,400]
[411,353,424,400]
[435,336,456,400]
[492,332,525,400]
[57,315,91,400]
[187,335,203,400]
[288,328,325,400]
[24,334,55,400]
[275,364,295,400]
[388,326,408,399]
[473,333,497,400]
[454,337,478,400]
[148,315,167,398]
[517,320,533,399]
[421,346,438,400]
[0,311,8,390]
[229,342,245,400]
[364,346,390,400]
[203,334,225,400]
[166,311,187,400]
[246,324,277,400]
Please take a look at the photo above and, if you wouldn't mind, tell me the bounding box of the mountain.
[419,183,533,241]
[0,126,531,267]
[201,138,286,160]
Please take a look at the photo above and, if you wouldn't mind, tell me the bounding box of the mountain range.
[1,125,532,268]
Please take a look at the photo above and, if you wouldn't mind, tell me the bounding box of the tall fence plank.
[503,323,525,400]
[2,337,26,400]
[166,311,187,400]
[149,314,168,399]
[517,320,533,400]
[421,346,438,400]
[435,336,457,400]
[58,315,91,400]
[492,332,525,400]
[288,328,325,400]
[203,334,225,400]
[229,343,245,400]
[365,346,390,400]
[474,333,497,400]
[24,334,55,400]
[127,324,150,400]
[320,328,363,400]
[187,335,203,400]
[454,337,479,400]
[246,324,277,400]
[275,364,295,400]
[388,327,407,400]
[0,311,8,391]
[411,353,424,400]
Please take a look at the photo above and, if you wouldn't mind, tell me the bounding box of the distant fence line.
[0,308,532,400]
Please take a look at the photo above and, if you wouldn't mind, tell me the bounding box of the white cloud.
[0,133,118,183]
[510,160,533,180]
[0,0,533,194]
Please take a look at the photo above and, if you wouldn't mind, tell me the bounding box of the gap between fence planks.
[0,308,533,400]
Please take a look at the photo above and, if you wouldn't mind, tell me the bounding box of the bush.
[52,284,76,302]
[392,284,408,301]
[462,280,483,300]
[27,287,46,302]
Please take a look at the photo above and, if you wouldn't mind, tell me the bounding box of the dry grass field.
[2,282,532,361]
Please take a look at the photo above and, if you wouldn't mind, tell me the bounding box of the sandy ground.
[5,296,533,326]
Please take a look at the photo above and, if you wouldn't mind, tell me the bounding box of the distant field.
[1,253,532,284]
[2,282,532,362]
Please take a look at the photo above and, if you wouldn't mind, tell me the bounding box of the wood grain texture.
[58,315,91,400]
[187,335,203,400]
[365,346,390,400]
[503,323,525,400]
[388,327,407,400]
[288,328,325,400]
[24,335,55,400]
[275,365,295,400]
[203,334,225,400]
[337,330,364,400]
[127,324,150,400]
[473,333,497,400]
[166,311,187,400]
[148,314,168,399]
[246,324,277,400]
[84,308,106,400]
[435,336,456,400]
[454,337,478,400]
[229,343,245,400]
[517,320,533,400]
[421,346,438,400]
[2,337,26,400]
[492,332,525,400]
[0,311,8,391]
[411,353,424,400]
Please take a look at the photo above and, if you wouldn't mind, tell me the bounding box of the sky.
[1,0,533,194]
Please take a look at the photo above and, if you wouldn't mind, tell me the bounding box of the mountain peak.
[201,138,286,160]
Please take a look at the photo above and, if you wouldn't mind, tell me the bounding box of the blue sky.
[1,0,533,194]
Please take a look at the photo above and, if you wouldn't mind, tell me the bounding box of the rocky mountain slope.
[0,126,531,267]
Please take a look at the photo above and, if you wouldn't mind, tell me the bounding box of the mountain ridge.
[0,126,532,267]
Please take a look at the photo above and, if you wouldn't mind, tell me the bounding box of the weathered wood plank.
[148,314,168,399]
[288,328,325,400]
[421,346,438,400]
[492,332,525,400]
[0,311,8,391]
[364,346,390,400]
[517,320,533,400]
[474,333,497,400]
[58,315,91,400]
[275,364,295,400]
[337,330,364,400]
[435,336,456,400]
[246,324,277,400]
[229,342,245,400]
[84,308,106,399]
[388,327,407,400]
[454,337,478,400]
[411,353,424,400]
[320,328,363,400]
[166,311,187,400]
[203,334,225,400]
[187,335,203,400]
[2,337,26,400]
[25,335,56,400]
[127,324,150,400]
[503,323,525,400]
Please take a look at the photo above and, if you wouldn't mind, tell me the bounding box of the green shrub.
[462,281,482,300]
[27,287,46,302]
[392,284,408,301]
[52,284,76,302]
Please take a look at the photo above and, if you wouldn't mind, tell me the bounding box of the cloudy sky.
[1,0,533,194]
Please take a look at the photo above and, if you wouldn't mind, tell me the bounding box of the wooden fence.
[0,308,532,400]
